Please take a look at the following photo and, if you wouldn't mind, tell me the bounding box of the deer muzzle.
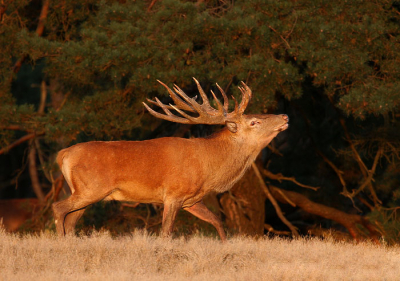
[275,114,289,131]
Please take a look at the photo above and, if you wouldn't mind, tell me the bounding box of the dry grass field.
[0,228,399,281]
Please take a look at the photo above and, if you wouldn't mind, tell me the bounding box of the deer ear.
[225,121,238,133]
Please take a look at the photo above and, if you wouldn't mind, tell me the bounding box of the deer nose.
[282,114,289,122]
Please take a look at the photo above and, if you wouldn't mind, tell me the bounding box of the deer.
[52,78,289,241]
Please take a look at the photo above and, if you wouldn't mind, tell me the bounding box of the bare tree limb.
[252,163,299,237]
[27,80,48,203]
[1,125,31,132]
[0,3,6,22]
[28,140,45,203]
[35,0,49,37]
[38,80,47,114]
[356,195,374,211]
[0,133,42,155]
[264,224,291,236]
[316,149,349,193]
[345,146,383,199]
[147,0,157,12]
[268,25,291,49]
[335,104,382,205]
[267,144,283,156]
[12,0,50,74]
[34,138,51,182]
[274,188,296,207]
[269,186,381,243]
[339,118,369,174]
[293,103,349,194]
[261,168,319,191]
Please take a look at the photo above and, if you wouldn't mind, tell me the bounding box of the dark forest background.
[1,0,400,243]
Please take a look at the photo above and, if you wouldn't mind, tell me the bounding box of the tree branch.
[0,133,43,155]
[339,118,369,175]
[0,125,36,133]
[12,0,50,74]
[318,148,346,185]
[28,140,45,203]
[335,104,382,205]
[264,224,291,236]
[252,163,299,237]
[147,0,157,12]
[35,0,49,37]
[293,102,349,194]
[345,146,383,199]
[261,168,319,191]
[0,3,6,22]
[269,186,381,242]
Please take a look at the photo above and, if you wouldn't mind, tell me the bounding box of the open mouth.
[275,123,289,132]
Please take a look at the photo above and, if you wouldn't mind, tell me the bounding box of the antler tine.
[146,98,177,111]
[216,83,229,112]
[210,90,226,117]
[237,81,252,114]
[192,78,211,108]
[142,102,191,124]
[231,95,239,114]
[173,84,205,115]
[145,79,250,125]
[154,97,174,116]
[157,80,195,112]
[169,104,200,123]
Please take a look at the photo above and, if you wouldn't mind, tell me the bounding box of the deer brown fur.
[52,79,289,241]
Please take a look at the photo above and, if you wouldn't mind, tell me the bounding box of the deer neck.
[202,129,261,193]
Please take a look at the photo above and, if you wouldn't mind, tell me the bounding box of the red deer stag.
[52,78,289,241]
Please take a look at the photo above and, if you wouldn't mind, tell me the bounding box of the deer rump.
[52,78,289,241]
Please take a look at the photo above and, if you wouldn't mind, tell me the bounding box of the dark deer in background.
[52,78,289,241]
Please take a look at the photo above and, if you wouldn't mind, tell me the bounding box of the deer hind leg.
[184,201,227,242]
[64,208,86,235]
[52,192,108,236]
[161,201,182,238]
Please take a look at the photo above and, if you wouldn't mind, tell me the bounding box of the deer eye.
[250,121,256,126]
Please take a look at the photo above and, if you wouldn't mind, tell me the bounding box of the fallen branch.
[269,186,381,243]
[264,223,291,236]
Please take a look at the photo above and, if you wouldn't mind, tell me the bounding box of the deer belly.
[104,182,164,204]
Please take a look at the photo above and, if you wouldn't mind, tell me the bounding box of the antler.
[143,78,252,125]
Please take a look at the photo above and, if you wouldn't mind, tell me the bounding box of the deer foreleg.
[184,201,227,242]
[161,201,181,237]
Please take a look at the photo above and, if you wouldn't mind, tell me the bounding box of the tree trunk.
[220,168,266,236]
[28,141,45,203]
